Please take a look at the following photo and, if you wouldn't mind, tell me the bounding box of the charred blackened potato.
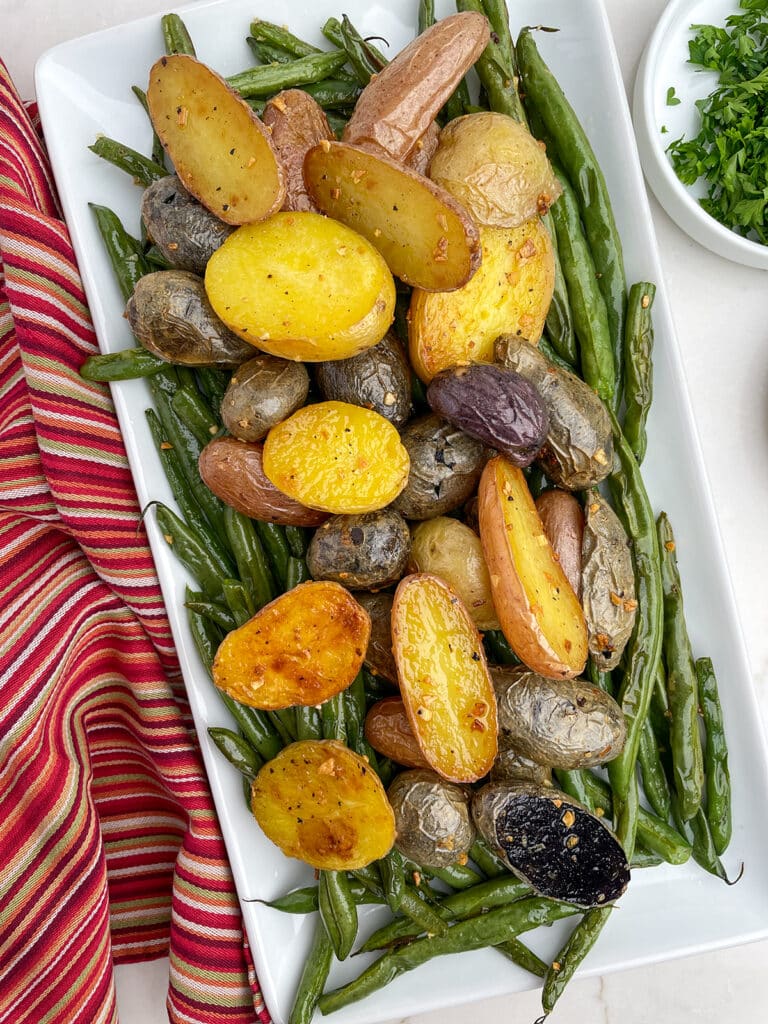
[581,489,637,670]
[354,592,398,683]
[307,510,411,590]
[492,665,626,769]
[388,769,475,868]
[127,270,253,365]
[221,354,309,442]
[495,335,613,490]
[391,413,488,520]
[535,489,585,599]
[471,781,630,907]
[314,333,412,429]
[426,363,549,468]
[141,175,233,274]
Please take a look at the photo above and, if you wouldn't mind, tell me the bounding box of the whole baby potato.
[141,175,234,274]
[391,413,488,520]
[307,510,411,590]
[388,769,475,868]
[491,746,553,787]
[535,489,585,599]
[354,592,398,683]
[314,333,412,428]
[221,354,309,442]
[364,697,429,769]
[127,270,254,365]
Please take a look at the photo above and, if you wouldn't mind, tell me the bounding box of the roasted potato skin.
[314,333,412,429]
[535,489,585,599]
[496,335,613,490]
[471,781,630,907]
[220,354,309,442]
[354,592,398,683]
[141,175,233,274]
[127,270,254,366]
[581,488,637,670]
[427,363,549,468]
[491,746,553,787]
[307,510,411,590]
[198,437,329,526]
[262,89,334,212]
[390,413,488,520]
[364,697,430,769]
[388,769,475,868]
[492,665,626,769]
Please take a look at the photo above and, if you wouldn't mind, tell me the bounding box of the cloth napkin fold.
[0,60,269,1024]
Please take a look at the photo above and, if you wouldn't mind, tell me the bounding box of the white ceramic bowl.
[633,0,768,269]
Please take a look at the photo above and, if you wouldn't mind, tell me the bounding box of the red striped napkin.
[0,60,269,1024]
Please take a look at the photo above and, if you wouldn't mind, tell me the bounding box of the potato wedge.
[262,401,410,514]
[392,573,498,783]
[212,581,370,708]
[146,54,284,225]
[250,740,395,870]
[262,89,334,212]
[304,141,481,292]
[478,456,587,679]
[409,219,554,382]
[205,212,396,362]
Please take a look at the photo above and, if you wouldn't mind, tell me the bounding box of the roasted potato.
[492,665,626,769]
[212,580,370,708]
[198,437,329,526]
[354,592,398,683]
[141,175,233,274]
[220,354,309,442]
[307,510,411,590]
[205,212,396,362]
[428,112,562,227]
[388,769,475,868]
[314,332,412,429]
[478,456,588,679]
[404,120,440,175]
[126,270,254,365]
[262,401,410,514]
[491,746,553,787]
[496,335,613,490]
[364,697,430,769]
[392,573,498,783]
[408,517,499,631]
[472,781,630,907]
[426,363,549,467]
[535,489,585,599]
[251,739,395,869]
[262,89,334,212]
[391,413,487,520]
[146,54,285,225]
[581,488,637,671]
[409,220,555,382]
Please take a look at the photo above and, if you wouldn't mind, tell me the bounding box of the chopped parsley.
[666,86,681,105]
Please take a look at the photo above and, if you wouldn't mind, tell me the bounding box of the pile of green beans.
[79,7,737,1023]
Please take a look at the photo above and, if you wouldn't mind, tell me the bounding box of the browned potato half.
[478,456,588,679]
[212,581,370,709]
[428,112,562,227]
[251,739,395,869]
[408,517,500,631]
[392,573,498,783]
[535,489,585,599]
[262,89,334,212]
[205,213,396,362]
[146,54,284,225]
[304,141,481,292]
[343,12,489,162]
[364,697,430,769]
[198,437,329,526]
[409,219,554,382]
[388,769,475,868]
[354,592,398,683]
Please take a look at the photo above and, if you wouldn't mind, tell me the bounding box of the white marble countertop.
[4,0,768,1021]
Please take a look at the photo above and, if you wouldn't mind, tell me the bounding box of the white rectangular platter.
[35,1,768,1022]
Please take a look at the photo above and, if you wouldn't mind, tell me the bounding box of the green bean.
[227,51,349,98]
[89,204,150,302]
[131,85,166,168]
[285,555,311,590]
[88,137,168,187]
[171,385,222,447]
[333,15,386,85]
[186,599,222,674]
[322,17,389,72]
[261,879,384,914]
[222,578,255,627]
[223,506,276,611]
[483,629,519,666]
[207,726,263,781]
[469,838,507,878]
[294,705,323,741]
[289,915,333,1024]
[351,866,449,938]
[697,657,732,855]
[637,715,673,822]
[249,19,324,58]
[542,223,579,367]
[553,769,594,811]
[631,848,664,869]
[538,907,612,1018]
[184,591,236,633]
[622,283,656,464]
[586,659,613,694]
[296,79,361,110]
[537,334,576,374]
[161,13,196,56]
[517,29,627,409]
[195,367,229,419]
[144,244,172,270]
[423,861,484,890]
[154,502,233,599]
[418,0,435,33]
[319,897,576,1014]
[251,521,291,588]
[246,38,292,65]
[219,692,283,763]
[81,347,164,381]
[325,110,349,138]
[318,869,358,960]
[284,525,309,558]
[658,512,704,822]
[497,937,549,978]
[379,849,406,914]
[342,671,368,756]
[268,709,297,745]
[321,692,347,744]
[456,0,526,124]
